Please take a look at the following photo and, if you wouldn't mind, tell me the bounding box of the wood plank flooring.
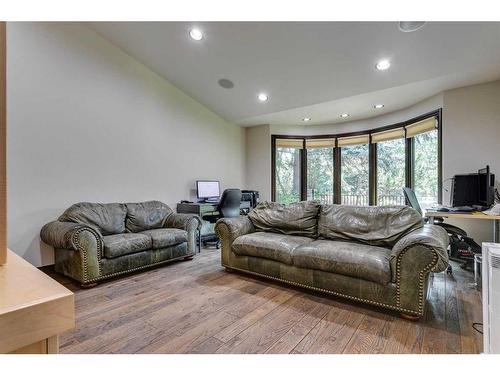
[45,248,483,354]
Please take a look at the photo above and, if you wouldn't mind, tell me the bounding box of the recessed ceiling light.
[399,21,426,33]
[374,104,384,109]
[375,59,391,71]
[340,113,350,118]
[302,118,311,122]
[189,28,203,41]
[257,93,268,102]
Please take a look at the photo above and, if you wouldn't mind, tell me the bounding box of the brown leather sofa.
[41,201,200,287]
[215,201,449,319]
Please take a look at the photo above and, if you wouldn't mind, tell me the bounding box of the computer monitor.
[478,165,495,206]
[450,174,478,207]
[196,180,220,200]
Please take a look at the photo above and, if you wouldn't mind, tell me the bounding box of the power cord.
[472,322,483,334]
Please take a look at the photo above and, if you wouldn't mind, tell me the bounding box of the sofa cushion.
[232,232,313,265]
[103,233,152,259]
[293,240,392,285]
[140,228,187,249]
[318,205,423,248]
[125,201,173,233]
[59,202,127,235]
[248,201,320,238]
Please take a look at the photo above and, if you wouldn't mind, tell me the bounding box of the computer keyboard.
[449,206,475,212]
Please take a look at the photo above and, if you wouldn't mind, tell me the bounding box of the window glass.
[413,129,439,209]
[341,144,369,206]
[307,147,334,204]
[377,138,406,205]
[275,146,301,204]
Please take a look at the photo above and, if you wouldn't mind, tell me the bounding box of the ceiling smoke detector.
[398,22,426,33]
[218,79,234,89]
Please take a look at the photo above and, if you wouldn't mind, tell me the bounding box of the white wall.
[246,81,500,245]
[245,125,271,201]
[442,80,500,243]
[7,23,245,266]
[270,94,444,137]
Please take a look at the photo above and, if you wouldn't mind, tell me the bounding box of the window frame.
[271,109,442,205]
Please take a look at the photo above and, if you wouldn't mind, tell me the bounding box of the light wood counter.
[425,210,500,221]
[0,250,75,353]
[425,210,500,243]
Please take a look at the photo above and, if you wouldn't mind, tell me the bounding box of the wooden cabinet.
[0,250,75,354]
[0,22,6,265]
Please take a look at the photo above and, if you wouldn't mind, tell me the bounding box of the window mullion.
[369,142,377,205]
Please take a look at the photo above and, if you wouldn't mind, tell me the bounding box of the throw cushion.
[318,204,423,247]
[59,202,127,235]
[125,201,173,233]
[248,200,321,238]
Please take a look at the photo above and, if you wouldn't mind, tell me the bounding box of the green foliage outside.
[275,130,438,207]
[307,148,334,203]
[275,148,301,204]
[413,131,439,207]
[341,144,369,205]
[377,138,405,205]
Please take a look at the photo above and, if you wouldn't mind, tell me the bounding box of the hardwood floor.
[45,248,483,354]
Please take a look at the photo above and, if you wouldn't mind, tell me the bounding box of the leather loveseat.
[41,201,201,287]
[215,201,449,319]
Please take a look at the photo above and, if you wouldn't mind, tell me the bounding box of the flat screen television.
[196,180,220,200]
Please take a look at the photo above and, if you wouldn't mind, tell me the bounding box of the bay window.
[272,110,441,207]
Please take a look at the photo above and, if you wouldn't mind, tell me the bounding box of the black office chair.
[403,188,466,237]
[202,188,242,248]
[403,187,480,272]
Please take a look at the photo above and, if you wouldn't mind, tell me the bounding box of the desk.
[0,250,75,353]
[425,210,500,242]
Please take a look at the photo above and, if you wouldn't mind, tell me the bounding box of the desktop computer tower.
[241,190,260,208]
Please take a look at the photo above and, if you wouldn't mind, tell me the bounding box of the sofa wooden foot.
[81,282,98,289]
[400,313,420,321]
[183,255,194,261]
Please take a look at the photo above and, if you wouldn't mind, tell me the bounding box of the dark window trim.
[271,109,442,204]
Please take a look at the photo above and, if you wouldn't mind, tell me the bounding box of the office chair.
[202,188,242,248]
[403,188,466,237]
[403,187,480,273]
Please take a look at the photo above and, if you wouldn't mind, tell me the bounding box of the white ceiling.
[87,22,500,126]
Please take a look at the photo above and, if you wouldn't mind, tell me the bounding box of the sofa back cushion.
[59,202,127,235]
[318,204,423,247]
[125,201,172,233]
[248,201,320,238]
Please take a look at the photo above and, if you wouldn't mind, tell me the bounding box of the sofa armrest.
[391,224,449,277]
[216,217,254,267]
[41,221,104,283]
[390,224,449,315]
[165,213,201,232]
[215,217,255,244]
[40,221,103,251]
[165,213,201,254]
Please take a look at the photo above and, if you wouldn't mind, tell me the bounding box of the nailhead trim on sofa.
[216,220,441,317]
